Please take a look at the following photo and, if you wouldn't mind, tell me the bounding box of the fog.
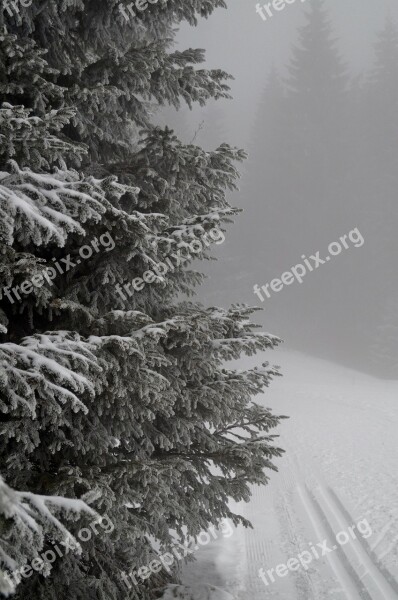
[158,0,398,378]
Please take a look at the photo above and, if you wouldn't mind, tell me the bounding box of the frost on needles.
[0,4,285,599]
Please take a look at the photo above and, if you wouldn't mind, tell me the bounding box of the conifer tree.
[216,68,290,308]
[201,101,229,149]
[0,475,95,597]
[244,1,349,260]
[370,294,398,377]
[1,2,285,599]
[243,68,288,263]
[363,18,398,374]
[283,0,348,241]
[243,2,359,353]
[369,17,398,163]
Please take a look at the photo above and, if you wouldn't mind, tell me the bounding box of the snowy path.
[205,351,398,600]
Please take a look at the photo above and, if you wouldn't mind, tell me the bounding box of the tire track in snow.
[286,441,398,599]
[238,474,302,599]
[236,352,398,599]
[297,484,365,600]
[241,483,291,598]
[325,487,398,598]
[297,482,398,600]
[276,488,316,600]
[328,487,398,589]
[272,434,363,599]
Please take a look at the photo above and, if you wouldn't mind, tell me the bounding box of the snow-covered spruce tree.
[0,476,96,597]
[1,3,285,599]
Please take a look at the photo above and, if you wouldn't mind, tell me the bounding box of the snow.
[0,476,95,595]
[182,350,398,600]
[160,584,235,599]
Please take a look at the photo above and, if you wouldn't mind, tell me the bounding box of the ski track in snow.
[200,351,398,600]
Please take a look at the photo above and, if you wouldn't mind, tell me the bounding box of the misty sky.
[175,0,398,147]
[165,0,398,375]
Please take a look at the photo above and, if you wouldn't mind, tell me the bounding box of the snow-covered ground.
[182,350,398,600]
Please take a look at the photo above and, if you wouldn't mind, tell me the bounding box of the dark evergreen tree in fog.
[365,18,398,376]
[248,0,349,256]
[201,101,230,149]
[241,3,398,375]
[369,17,398,160]
[242,1,353,352]
[370,293,398,377]
[240,69,288,277]
[282,0,349,243]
